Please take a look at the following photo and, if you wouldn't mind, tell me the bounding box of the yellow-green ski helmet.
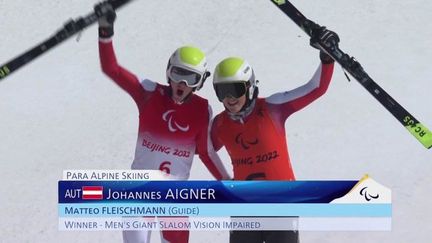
[213,57,258,102]
[166,46,210,91]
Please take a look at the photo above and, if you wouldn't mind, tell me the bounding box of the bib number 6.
[159,161,172,174]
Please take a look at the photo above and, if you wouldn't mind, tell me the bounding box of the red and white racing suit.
[212,62,334,181]
[99,38,229,243]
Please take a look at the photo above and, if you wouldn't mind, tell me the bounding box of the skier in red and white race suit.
[95,3,230,243]
[211,27,339,243]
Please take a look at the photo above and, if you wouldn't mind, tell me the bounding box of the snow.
[1,0,431,242]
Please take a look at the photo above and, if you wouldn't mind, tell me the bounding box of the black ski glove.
[94,1,117,38]
[308,23,340,64]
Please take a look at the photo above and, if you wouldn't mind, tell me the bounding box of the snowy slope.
[1,0,431,242]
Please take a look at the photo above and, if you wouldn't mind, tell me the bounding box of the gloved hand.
[310,26,340,50]
[309,25,340,64]
[94,1,117,38]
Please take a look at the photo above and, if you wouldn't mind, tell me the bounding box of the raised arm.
[96,2,151,105]
[265,60,334,121]
[196,106,230,180]
[266,26,339,122]
[99,41,152,104]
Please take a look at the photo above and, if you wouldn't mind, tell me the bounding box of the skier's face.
[170,81,193,104]
[223,95,246,113]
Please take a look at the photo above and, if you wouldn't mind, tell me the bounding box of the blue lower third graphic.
[58,179,392,231]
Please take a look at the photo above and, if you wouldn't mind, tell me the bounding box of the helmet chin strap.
[240,85,259,112]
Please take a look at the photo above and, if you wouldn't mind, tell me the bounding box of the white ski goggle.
[168,66,203,88]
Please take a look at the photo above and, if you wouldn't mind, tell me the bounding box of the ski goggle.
[168,66,203,88]
[214,82,248,102]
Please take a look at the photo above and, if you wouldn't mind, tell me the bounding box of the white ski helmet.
[166,46,210,91]
[213,57,257,102]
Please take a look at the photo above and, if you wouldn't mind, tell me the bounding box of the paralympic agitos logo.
[162,110,190,133]
[235,132,259,150]
[359,186,379,201]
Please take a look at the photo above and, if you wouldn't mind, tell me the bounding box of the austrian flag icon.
[82,186,103,200]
